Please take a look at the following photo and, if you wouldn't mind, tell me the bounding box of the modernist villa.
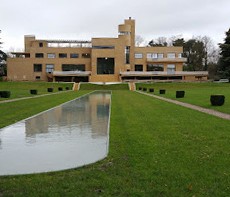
[7,18,208,82]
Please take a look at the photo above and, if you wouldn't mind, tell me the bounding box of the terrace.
[53,71,91,77]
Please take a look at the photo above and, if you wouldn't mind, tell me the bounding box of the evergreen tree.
[0,30,7,76]
[218,28,230,79]
[183,39,205,71]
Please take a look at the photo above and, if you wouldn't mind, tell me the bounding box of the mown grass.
[0,82,74,101]
[0,90,90,128]
[1,90,230,196]
[80,83,129,90]
[136,82,230,114]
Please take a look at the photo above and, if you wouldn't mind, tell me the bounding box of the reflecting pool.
[0,91,111,176]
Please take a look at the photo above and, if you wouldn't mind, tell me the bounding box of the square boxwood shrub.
[58,87,63,91]
[30,89,37,95]
[176,91,185,98]
[210,95,225,106]
[143,87,147,91]
[47,88,53,92]
[66,87,70,90]
[149,88,154,93]
[138,87,142,90]
[159,89,166,94]
[0,91,11,98]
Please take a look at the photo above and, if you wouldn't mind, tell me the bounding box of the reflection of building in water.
[25,92,111,139]
[88,92,111,137]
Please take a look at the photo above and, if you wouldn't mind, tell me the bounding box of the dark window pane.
[59,53,67,58]
[62,64,85,71]
[34,64,42,72]
[70,53,79,58]
[97,58,114,74]
[147,64,164,71]
[82,53,91,58]
[35,53,44,58]
[135,64,143,71]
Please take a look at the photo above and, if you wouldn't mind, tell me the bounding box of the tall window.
[167,64,175,74]
[167,53,176,58]
[125,46,130,64]
[46,64,54,73]
[97,58,114,74]
[62,64,85,71]
[47,53,55,58]
[34,64,42,72]
[178,53,182,58]
[39,43,43,47]
[35,53,44,58]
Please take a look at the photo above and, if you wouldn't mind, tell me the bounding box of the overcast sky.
[1,0,230,51]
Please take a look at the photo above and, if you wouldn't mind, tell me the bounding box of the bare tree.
[156,37,168,46]
[196,36,219,69]
[135,35,145,47]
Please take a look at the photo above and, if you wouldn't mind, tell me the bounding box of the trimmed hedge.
[47,88,53,92]
[159,89,166,94]
[210,95,225,106]
[30,89,37,95]
[0,91,11,98]
[149,88,154,93]
[176,91,185,98]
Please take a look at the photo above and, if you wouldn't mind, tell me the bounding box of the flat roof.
[37,39,91,44]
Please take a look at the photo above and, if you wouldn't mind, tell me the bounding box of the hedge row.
[31,87,71,94]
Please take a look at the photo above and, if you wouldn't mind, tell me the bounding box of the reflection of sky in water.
[0,91,111,176]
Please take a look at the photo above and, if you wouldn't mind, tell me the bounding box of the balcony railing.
[53,71,91,76]
[147,57,187,63]
[120,71,208,76]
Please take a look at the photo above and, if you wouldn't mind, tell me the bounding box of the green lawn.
[136,82,230,114]
[1,90,230,196]
[0,90,90,128]
[0,82,74,101]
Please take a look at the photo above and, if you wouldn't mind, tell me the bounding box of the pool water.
[0,91,111,176]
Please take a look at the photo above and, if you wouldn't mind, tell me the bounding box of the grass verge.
[0,82,74,101]
[136,82,230,114]
[1,90,230,196]
[0,90,90,128]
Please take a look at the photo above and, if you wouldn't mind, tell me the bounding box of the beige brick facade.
[7,18,208,82]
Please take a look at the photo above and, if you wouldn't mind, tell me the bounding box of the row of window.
[34,64,86,73]
[35,53,91,59]
[34,63,175,73]
[135,53,182,59]
[134,64,176,73]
